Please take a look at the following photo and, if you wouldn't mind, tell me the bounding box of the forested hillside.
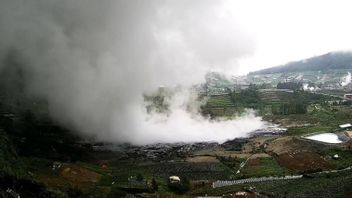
[250,52,352,75]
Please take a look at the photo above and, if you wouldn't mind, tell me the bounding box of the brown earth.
[195,149,270,159]
[241,137,276,154]
[265,137,294,155]
[186,155,220,163]
[60,164,102,185]
[35,164,102,194]
[247,158,261,166]
[265,136,329,155]
[36,175,69,189]
[276,151,333,172]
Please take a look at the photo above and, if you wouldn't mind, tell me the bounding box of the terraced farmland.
[206,95,234,107]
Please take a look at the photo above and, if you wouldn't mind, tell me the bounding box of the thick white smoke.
[341,72,351,86]
[0,0,265,144]
[131,90,265,144]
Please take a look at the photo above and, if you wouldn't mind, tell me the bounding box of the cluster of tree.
[229,84,262,108]
[229,85,312,115]
[271,90,313,115]
[272,102,307,115]
[277,81,303,91]
[216,155,242,169]
[202,81,340,117]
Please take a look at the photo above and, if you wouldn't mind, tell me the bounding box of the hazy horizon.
[233,0,352,75]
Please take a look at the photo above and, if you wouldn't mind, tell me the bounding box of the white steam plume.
[0,0,264,144]
[132,89,266,144]
[341,72,351,86]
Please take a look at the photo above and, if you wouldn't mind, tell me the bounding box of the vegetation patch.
[186,156,220,163]
[322,149,352,169]
[286,126,333,136]
[238,157,291,178]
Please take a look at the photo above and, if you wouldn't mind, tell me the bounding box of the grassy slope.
[238,158,291,179]
[0,131,27,179]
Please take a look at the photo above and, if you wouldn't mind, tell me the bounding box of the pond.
[304,133,343,143]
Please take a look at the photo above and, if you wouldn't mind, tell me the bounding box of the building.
[339,123,352,129]
[169,176,181,183]
[344,94,352,100]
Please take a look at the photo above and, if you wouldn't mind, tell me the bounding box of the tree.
[136,173,144,182]
[151,178,158,191]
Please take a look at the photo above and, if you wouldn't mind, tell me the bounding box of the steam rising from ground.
[0,0,265,144]
[341,72,351,86]
[135,90,265,144]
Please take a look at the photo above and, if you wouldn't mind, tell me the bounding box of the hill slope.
[249,51,352,75]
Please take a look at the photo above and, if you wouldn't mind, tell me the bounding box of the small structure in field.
[339,123,352,129]
[169,176,181,183]
[333,154,339,159]
[235,191,247,197]
[52,162,62,171]
[344,94,352,100]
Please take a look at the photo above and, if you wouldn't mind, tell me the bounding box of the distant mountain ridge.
[249,51,352,75]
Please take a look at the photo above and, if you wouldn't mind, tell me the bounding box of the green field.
[206,95,234,107]
[238,158,291,179]
[286,126,334,136]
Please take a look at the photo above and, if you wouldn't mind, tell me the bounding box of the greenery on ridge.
[250,51,352,75]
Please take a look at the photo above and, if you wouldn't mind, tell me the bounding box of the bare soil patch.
[247,158,261,166]
[35,164,102,193]
[60,164,101,187]
[277,152,333,172]
[241,137,275,153]
[266,136,328,155]
[186,155,219,163]
[199,150,270,159]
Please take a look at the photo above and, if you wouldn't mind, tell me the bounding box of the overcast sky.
[229,0,352,74]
